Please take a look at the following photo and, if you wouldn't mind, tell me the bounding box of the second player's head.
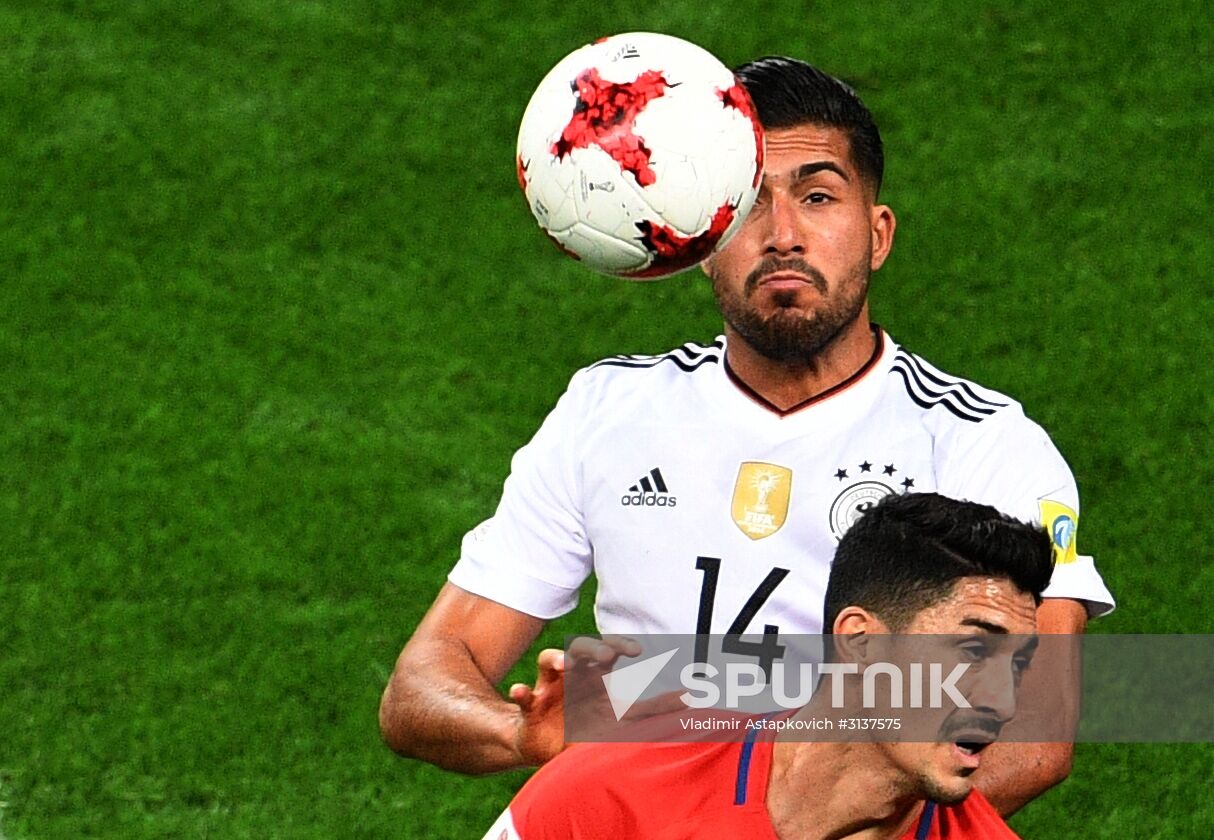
[819,492,1054,804]
[823,492,1054,634]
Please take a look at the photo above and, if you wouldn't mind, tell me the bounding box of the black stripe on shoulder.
[890,351,1006,423]
[891,361,994,421]
[896,351,1008,409]
[893,357,996,412]
[673,341,718,361]
[589,341,723,374]
[591,354,721,374]
[891,366,990,422]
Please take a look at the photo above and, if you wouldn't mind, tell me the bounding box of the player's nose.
[762,194,805,255]
[967,661,1019,723]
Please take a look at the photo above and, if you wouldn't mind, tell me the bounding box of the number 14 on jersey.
[693,556,790,677]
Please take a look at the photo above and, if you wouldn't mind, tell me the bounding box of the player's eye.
[1012,653,1033,675]
[959,640,991,662]
[803,191,832,205]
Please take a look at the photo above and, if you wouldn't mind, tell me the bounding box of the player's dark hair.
[822,493,1054,633]
[734,56,884,196]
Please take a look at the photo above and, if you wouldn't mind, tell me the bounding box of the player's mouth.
[757,272,821,293]
[950,735,995,770]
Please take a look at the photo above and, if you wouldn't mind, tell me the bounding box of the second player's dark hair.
[822,493,1054,633]
[734,56,885,196]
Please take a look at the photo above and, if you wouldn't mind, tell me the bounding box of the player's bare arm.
[378,583,547,774]
[379,586,644,774]
[973,596,1087,815]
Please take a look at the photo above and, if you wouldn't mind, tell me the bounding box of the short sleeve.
[937,407,1115,618]
[447,371,593,619]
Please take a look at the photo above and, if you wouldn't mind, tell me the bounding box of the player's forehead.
[760,124,858,185]
[906,577,1038,634]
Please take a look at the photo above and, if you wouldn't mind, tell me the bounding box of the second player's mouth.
[954,740,992,756]
[950,735,995,769]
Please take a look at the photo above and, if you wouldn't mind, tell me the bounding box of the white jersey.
[449,330,1114,635]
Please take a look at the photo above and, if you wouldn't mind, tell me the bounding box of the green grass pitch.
[1,1,1211,836]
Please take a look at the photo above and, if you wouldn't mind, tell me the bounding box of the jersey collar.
[720,326,889,418]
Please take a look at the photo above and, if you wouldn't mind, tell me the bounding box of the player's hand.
[508,648,567,766]
[566,634,644,670]
[564,636,687,740]
[507,636,643,765]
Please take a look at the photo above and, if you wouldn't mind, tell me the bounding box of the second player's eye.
[959,640,992,662]
[803,191,832,205]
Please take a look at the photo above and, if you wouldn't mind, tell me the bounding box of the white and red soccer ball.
[516,33,765,279]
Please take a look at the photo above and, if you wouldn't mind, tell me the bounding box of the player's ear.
[830,606,888,663]
[832,605,884,636]
[869,204,896,271]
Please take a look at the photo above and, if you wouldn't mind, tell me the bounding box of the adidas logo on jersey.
[620,467,677,507]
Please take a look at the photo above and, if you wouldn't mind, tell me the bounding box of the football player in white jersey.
[379,57,1113,813]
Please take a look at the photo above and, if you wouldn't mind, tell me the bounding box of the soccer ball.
[516,33,765,279]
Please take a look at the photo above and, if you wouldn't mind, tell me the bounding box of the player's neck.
[724,317,879,412]
[766,741,923,840]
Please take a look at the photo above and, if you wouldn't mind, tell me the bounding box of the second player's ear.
[831,606,890,663]
[832,605,884,636]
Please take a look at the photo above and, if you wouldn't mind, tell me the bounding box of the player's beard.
[916,770,972,806]
[915,711,1002,805]
[877,744,973,807]
[711,253,870,364]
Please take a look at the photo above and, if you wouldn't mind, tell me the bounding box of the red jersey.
[484,735,1019,839]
